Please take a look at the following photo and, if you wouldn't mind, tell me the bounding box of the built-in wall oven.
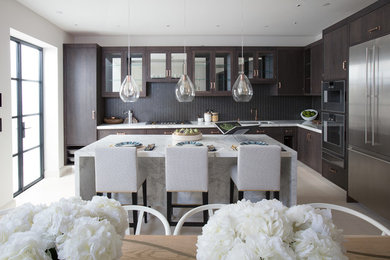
[322,112,345,168]
[322,80,345,113]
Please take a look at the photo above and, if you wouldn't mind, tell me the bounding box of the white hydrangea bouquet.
[197,199,347,260]
[0,196,128,260]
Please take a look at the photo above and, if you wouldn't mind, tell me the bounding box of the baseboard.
[0,199,16,211]
[60,165,74,177]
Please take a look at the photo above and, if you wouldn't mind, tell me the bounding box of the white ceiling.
[16,0,376,37]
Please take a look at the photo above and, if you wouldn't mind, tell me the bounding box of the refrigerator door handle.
[365,47,370,144]
[372,45,377,146]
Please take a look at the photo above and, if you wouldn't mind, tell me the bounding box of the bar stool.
[94,147,147,231]
[165,146,208,226]
[230,145,281,202]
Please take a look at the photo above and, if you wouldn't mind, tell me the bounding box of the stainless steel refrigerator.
[349,34,390,221]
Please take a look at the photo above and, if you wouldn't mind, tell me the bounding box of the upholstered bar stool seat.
[95,147,147,232]
[230,145,281,202]
[165,146,209,226]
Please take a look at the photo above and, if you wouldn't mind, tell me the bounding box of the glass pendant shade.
[232,73,253,102]
[119,75,140,102]
[175,74,195,102]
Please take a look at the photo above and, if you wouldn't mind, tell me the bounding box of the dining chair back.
[230,145,281,202]
[173,204,225,235]
[165,146,209,226]
[308,203,390,236]
[122,205,171,235]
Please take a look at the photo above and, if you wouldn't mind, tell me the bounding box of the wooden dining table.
[121,235,390,260]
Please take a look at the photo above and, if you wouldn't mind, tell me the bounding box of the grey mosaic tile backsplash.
[104,83,320,122]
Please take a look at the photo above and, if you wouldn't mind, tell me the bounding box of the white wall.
[0,0,72,208]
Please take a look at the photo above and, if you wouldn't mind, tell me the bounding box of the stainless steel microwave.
[321,80,345,113]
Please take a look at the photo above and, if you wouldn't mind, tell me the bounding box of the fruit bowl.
[300,109,318,121]
[172,128,202,144]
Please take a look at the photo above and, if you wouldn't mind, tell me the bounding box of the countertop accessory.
[176,141,203,146]
[144,144,155,151]
[231,145,238,151]
[104,117,124,124]
[240,141,268,146]
[207,145,216,152]
[300,109,318,121]
[211,112,219,122]
[114,141,142,147]
[204,112,211,122]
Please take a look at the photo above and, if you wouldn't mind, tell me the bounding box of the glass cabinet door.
[194,53,211,91]
[129,54,143,93]
[257,53,274,79]
[150,53,167,79]
[104,52,122,92]
[238,53,254,79]
[170,53,186,79]
[215,53,232,91]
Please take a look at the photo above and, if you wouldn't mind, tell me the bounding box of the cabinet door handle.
[254,70,257,77]
[164,131,173,135]
[165,70,169,77]
[368,26,381,34]
[278,82,282,89]
[92,110,96,120]
[168,70,171,77]
[210,130,220,134]
[342,60,347,71]
[256,130,266,134]
[116,132,125,135]
[306,132,311,141]
[329,168,337,174]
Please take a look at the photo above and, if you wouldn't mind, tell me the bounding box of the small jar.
[211,112,219,122]
[204,112,212,122]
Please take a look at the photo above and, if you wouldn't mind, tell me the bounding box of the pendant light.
[232,0,253,102]
[119,0,140,102]
[175,0,195,102]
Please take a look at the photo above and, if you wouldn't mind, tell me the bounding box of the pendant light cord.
[127,0,131,76]
[183,0,187,74]
[241,0,244,73]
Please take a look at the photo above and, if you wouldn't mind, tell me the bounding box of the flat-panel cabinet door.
[323,24,349,80]
[275,48,304,95]
[64,44,98,146]
[310,42,323,95]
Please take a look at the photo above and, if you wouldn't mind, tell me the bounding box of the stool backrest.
[237,145,281,191]
[95,147,138,193]
[165,146,208,192]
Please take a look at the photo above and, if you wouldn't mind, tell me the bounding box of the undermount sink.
[239,121,275,125]
[259,121,275,125]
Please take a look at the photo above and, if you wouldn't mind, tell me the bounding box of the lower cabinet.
[247,127,297,151]
[97,129,146,139]
[298,128,322,173]
[322,160,347,190]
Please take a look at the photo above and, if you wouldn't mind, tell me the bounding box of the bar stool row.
[94,145,281,229]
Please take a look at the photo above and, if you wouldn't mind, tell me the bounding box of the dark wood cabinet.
[322,159,347,190]
[323,24,349,80]
[64,44,101,164]
[235,47,276,84]
[97,129,146,139]
[304,41,323,96]
[272,48,304,96]
[190,47,234,96]
[247,126,297,150]
[298,128,322,173]
[200,128,222,134]
[147,47,190,83]
[350,3,390,46]
[102,47,146,98]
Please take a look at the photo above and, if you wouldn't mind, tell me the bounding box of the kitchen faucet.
[250,108,258,121]
[123,110,133,124]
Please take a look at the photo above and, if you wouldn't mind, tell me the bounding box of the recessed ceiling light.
[323,2,331,7]
[216,24,221,28]
[74,24,78,27]
[293,21,297,25]
[56,10,63,14]
[296,4,301,7]
[264,25,269,28]
[166,25,170,28]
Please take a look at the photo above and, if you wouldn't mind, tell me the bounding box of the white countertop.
[97,120,322,133]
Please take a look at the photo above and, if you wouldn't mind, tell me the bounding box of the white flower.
[197,200,346,260]
[0,231,51,260]
[56,217,122,260]
[85,196,128,237]
[31,197,89,247]
[0,203,46,244]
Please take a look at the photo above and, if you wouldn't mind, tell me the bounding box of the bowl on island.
[300,109,318,121]
[172,128,202,144]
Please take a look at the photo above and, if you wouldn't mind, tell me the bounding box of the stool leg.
[107,193,112,199]
[202,192,208,224]
[132,193,138,234]
[265,191,270,200]
[238,191,244,201]
[230,179,234,203]
[274,191,279,200]
[142,180,147,223]
[167,192,173,226]
[96,192,103,196]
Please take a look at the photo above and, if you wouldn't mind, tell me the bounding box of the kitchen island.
[75,134,297,215]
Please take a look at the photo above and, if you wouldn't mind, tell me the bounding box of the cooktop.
[146,121,192,125]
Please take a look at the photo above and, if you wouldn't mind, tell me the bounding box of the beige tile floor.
[2,162,390,235]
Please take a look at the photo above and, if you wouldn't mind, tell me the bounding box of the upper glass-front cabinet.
[102,47,146,97]
[237,48,276,82]
[192,48,233,96]
[148,48,189,81]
